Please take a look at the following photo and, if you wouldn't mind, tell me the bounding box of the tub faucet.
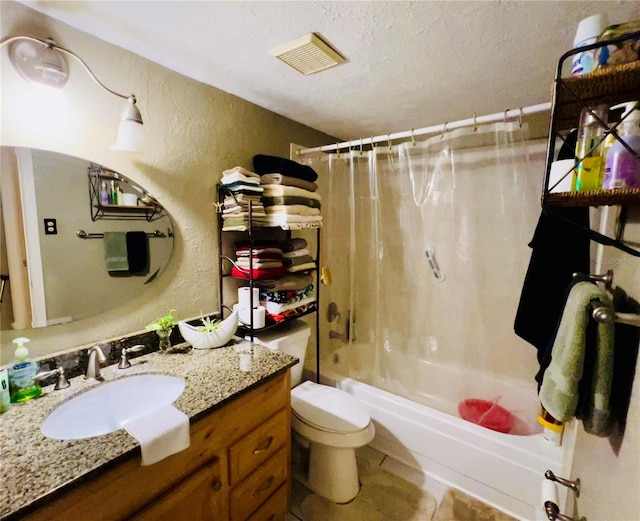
[85,346,106,380]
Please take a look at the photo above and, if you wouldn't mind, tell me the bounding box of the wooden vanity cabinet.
[21,371,291,521]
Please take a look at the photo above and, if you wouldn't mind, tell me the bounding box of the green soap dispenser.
[8,337,42,403]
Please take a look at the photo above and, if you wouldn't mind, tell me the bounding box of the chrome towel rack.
[573,270,640,327]
[592,307,640,327]
[76,229,168,239]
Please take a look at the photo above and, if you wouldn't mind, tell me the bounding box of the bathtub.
[320,349,574,521]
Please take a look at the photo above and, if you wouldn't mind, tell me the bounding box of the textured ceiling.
[17,1,640,141]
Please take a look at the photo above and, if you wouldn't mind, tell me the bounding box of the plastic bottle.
[603,101,640,189]
[538,405,564,447]
[0,368,10,413]
[110,180,117,205]
[571,14,607,77]
[574,105,608,191]
[595,20,640,69]
[100,181,110,205]
[8,337,42,403]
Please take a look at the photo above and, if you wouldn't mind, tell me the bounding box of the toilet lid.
[291,381,370,433]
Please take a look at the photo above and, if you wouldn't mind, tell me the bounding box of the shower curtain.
[302,120,543,410]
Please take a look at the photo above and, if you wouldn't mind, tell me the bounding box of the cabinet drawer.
[245,483,288,521]
[128,459,226,521]
[230,447,288,521]
[229,408,289,486]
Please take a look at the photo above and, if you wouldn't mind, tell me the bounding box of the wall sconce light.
[0,35,144,152]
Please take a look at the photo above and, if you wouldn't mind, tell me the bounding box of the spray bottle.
[603,101,640,189]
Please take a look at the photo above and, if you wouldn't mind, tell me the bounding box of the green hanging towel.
[103,232,129,273]
[539,281,615,436]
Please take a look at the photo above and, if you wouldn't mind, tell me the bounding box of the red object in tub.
[458,399,515,434]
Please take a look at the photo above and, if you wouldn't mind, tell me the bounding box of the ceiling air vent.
[269,33,345,75]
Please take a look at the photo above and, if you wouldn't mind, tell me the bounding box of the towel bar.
[76,229,166,239]
[592,307,640,327]
[572,270,613,290]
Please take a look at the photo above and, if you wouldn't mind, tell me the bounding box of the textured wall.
[0,1,335,362]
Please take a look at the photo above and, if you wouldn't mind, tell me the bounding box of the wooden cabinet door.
[128,459,227,521]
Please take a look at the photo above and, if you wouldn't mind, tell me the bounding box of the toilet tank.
[252,320,310,387]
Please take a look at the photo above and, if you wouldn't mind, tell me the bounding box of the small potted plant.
[178,310,238,349]
[146,309,176,352]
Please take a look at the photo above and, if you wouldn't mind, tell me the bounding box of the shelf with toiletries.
[87,165,163,221]
[541,29,640,256]
[215,165,321,344]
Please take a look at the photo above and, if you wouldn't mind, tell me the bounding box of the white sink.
[41,374,185,440]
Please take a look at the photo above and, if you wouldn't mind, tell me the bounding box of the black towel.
[514,129,591,376]
[253,154,318,182]
[126,231,149,275]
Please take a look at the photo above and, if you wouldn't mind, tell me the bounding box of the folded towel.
[254,273,313,291]
[123,405,190,466]
[221,181,264,193]
[283,248,311,258]
[126,231,149,275]
[221,171,261,185]
[236,259,283,269]
[283,255,314,267]
[261,295,317,315]
[264,214,323,229]
[253,154,319,182]
[264,205,320,216]
[231,266,288,280]
[104,232,129,273]
[280,238,308,252]
[261,184,321,201]
[261,284,314,304]
[539,282,615,436]
[223,166,260,179]
[286,262,317,272]
[262,196,321,210]
[260,173,318,192]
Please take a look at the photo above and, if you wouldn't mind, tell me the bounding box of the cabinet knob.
[211,479,222,492]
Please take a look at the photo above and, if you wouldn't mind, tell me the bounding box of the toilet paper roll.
[234,304,266,329]
[538,480,559,521]
[238,287,260,309]
[549,159,575,193]
[121,193,139,206]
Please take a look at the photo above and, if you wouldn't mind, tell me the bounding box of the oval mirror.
[0,147,174,331]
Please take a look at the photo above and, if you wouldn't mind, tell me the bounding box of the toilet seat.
[291,381,370,434]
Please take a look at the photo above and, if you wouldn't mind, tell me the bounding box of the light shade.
[9,38,68,88]
[112,97,145,152]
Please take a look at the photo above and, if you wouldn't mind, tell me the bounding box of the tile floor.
[287,445,517,521]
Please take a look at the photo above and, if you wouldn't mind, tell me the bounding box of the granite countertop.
[0,340,297,520]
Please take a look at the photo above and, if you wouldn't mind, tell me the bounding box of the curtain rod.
[296,102,551,156]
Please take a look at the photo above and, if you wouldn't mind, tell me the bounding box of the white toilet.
[253,320,375,504]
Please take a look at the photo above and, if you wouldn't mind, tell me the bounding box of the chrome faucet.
[34,367,70,390]
[85,346,106,380]
[118,344,145,369]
